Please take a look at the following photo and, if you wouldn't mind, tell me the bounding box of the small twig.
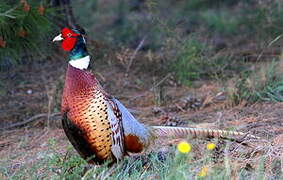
[82,166,96,180]
[62,150,69,163]
[150,73,171,91]
[95,72,106,82]
[175,103,186,112]
[45,83,56,128]
[0,113,61,130]
[0,13,16,19]
[126,36,146,74]
[129,74,171,102]
[268,34,282,47]
[0,6,18,19]
[256,34,283,61]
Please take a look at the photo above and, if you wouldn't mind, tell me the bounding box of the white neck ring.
[69,56,90,70]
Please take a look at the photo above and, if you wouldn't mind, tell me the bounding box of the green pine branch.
[0,1,57,67]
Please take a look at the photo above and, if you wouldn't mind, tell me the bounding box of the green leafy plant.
[231,60,283,104]
[201,10,239,35]
[170,37,206,86]
[258,84,283,102]
[169,36,245,86]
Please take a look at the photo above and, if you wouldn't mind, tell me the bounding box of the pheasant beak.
[52,34,63,42]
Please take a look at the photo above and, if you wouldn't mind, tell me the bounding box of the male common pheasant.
[53,28,258,164]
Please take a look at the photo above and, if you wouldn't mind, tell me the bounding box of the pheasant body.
[61,64,150,163]
[62,65,126,162]
[54,28,259,164]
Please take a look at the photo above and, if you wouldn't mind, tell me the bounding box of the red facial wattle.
[62,38,77,51]
[61,28,80,51]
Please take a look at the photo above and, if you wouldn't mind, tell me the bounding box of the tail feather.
[151,126,259,139]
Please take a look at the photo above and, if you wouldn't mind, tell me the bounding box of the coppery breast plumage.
[61,65,116,163]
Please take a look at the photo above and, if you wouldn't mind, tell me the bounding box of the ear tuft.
[74,25,86,35]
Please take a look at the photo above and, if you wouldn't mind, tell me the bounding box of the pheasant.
[53,27,259,164]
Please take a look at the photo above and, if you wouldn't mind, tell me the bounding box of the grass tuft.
[230,59,283,104]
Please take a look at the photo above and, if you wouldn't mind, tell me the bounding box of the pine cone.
[23,2,30,12]
[17,28,28,38]
[0,37,6,48]
[38,5,45,15]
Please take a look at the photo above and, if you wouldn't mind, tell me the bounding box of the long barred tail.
[151,126,260,139]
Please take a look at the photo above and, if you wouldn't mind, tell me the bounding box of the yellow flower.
[177,141,191,154]
[206,143,216,150]
[198,166,209,177]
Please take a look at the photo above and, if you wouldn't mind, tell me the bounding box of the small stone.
[152,107,162,114]
[26,89,32,94]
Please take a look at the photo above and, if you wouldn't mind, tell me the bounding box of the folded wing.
[113,99,151,153]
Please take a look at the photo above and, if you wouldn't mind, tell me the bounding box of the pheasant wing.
[106,98,125,160]
[113,99,151,153]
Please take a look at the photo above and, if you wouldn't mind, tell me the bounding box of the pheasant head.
[53,27,89,69]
